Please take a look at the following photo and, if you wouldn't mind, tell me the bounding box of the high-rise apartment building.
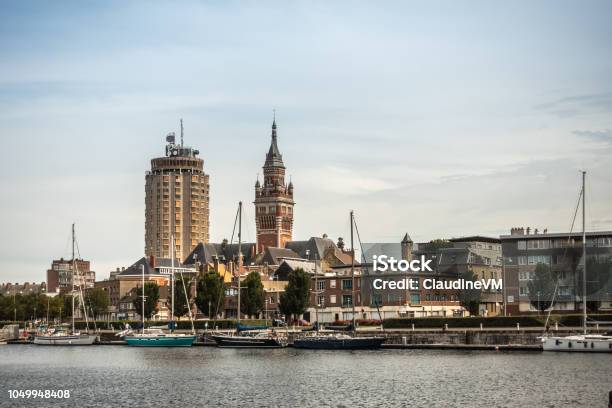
[254,119,294,253]
[145,123,210,262]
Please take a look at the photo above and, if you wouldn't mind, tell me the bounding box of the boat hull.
[212,334,285,348]
[33,334,97,345]
[542,336,612,352]
[293,336,385,350]
[125,334,196,347]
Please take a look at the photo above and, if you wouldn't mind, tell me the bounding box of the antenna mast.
[180,118,184,147]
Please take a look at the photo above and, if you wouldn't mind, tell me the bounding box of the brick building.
[254,118,294,253]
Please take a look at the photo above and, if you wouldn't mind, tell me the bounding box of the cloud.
[572,129,612,144]
[535,92,612,117]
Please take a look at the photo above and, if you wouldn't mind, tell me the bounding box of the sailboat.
[123,235,197,347]
[211,202,287,348]
[34,224,97,345]
[293,211,385,350]
[541,171,612,352]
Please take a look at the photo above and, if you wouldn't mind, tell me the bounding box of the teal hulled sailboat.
[123,234,197,347]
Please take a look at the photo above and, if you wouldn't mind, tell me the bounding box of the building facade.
[254,119,294,253]
[145,126,210,262]
[46,258,95,294]
[501,228,612,315]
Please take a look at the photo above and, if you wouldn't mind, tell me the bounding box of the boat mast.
[141,264,145,334]
[314,251,319,328]
[582,170,587,335]
[71,223,75,334]
[237,201,243,324]
[350,210,356,333]
[171,234,175,331]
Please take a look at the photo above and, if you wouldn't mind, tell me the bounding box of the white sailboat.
[34,224,97,345]
[542,171,612,352]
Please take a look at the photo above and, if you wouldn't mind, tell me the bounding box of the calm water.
[0,345,610,407]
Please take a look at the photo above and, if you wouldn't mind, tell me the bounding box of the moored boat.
[541,334,612,352]
[212,332,287,348]
[541,172,612,353]
[124,329,196,347]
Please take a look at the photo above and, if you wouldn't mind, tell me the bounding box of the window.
[316,281,325,291]
[388,293,402,303]
[425,294,431,301]
[342,295,353,307]
[518,256,527,265]
[329,295,337,304]
[330,280,336,289]
[317,295,325,307]
[527,240,550,250]
[528,255,551,265]
[519,286,529,296]
[518,241,527,250]
[519,271,533,280]
[410,293,420,304]
[371,294,383,306]
[558,287,571,296]
[597,237,612,247]
[342,279,353,290]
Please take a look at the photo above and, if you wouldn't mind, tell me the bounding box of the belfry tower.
[254,118,294,253]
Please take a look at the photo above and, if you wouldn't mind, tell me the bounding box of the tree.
[86,288,110,320]
[196,272,226,318]
[173,277,191,318]
[279,268,311,322]
[425,239,453,251]
[527,263,556,313]
[133,283,160,320]
[458,269,482,316]
[241,272,265,318]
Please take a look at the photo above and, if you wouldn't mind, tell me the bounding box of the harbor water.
[0,345,610,407]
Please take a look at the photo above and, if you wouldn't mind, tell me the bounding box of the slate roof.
[264,120,284,168]
[183,242,257,266]
[118,257,158,276]
[262,247,303,266]
[285,237,337,260]
[361,243,403,262]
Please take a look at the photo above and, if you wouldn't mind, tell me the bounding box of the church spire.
[265,115,284,168]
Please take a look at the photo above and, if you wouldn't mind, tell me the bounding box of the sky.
[1,1,611,283]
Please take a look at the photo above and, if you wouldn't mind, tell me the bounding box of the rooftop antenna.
[180,118,184,147]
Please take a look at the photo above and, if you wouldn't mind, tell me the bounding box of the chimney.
[543,228,548,234]
[149,255,156,268]
[526,227,531,235]
[534,228,539,235]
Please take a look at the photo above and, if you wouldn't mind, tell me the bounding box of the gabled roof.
[262,247,303,266]
[184,242,257,266]
[285,237,336,260]
[361,243,402,262]
[118,257,158,276]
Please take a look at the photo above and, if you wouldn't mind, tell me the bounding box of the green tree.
[279,268,311,322]
[241,272,265,318]
[173,278,191,318]
[133,283,160,320]
[527,263,556,313]
[458,269,482,316]
[196,272,226,318]
[425,239,453,251]
[86,288,110,319]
